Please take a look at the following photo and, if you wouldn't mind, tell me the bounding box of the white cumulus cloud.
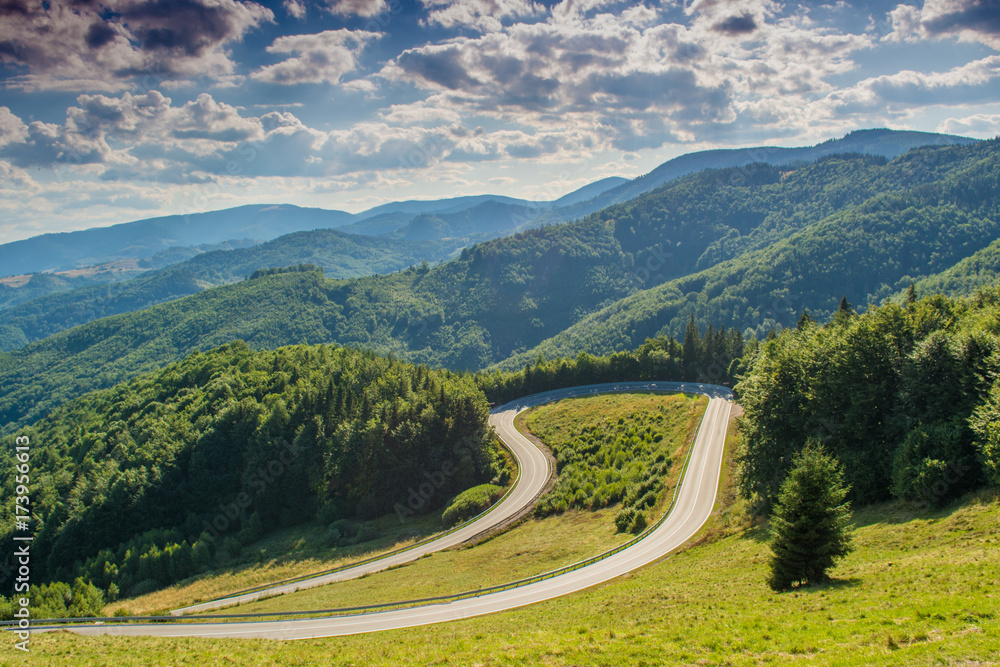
[252,30,382,85]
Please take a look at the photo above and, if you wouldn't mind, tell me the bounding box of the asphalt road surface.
[59,381,734,640]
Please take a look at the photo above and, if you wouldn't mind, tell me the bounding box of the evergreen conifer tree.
[768,444,853,591]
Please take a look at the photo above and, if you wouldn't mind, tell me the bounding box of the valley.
[1,131,998,664]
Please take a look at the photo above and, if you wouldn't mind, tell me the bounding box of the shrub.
[637,490,659,510]
[615,507,636,533]
[222,536,242,561]
[329,518,357,538]
[441,484,504,527]
[355,523,380,543]
[324,527,343,547]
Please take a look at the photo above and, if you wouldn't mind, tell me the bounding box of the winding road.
[54,381,734,640]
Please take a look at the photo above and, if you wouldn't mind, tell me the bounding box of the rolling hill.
[2,139,997,433]
[0,229,458,351]
[0,204,354,276]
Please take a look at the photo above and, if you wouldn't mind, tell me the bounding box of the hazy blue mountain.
[388,201,547,242]
[552,177,629,207]
[350,194,538,221]
[0,204,353,276]
[338,179,628,240]
[0,228,457,351]
[336,211,415,237]
[4,129,969,282]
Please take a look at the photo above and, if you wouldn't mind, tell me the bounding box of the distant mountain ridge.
[0,228,459,351]
[543,129,979,225]
[2,129,974,280]
[0,204,354,276]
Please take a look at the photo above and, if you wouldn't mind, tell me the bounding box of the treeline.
[737,288,1000,513]
[247,263,323,280]
[0,342,502,600]
[476,319,751,404]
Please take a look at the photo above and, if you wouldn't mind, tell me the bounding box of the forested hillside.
[3,141,998,434]
[737,288,1000,512]
[908,238,1000,299]
[539,128,977,226]
[0,342,502,599]
[0,270,340,431]
[0,229,457,351]
[507,140,1000,368]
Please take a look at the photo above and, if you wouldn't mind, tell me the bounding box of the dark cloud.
[673,41,705,62]
[714,13,757,34]
[0,0,271,88]
[476,52,560,107]
[0,0,30,17]
[85,22,118,49]
[494,72,560,110]
[396,47,481,90]
[577,69,731,118]
[923,0,1000,37]
[123,0,250,56]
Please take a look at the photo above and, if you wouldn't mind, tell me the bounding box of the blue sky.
[0,0,998,243]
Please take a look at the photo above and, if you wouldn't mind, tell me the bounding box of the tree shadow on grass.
[849,489,998,530]
[742,523,771,544]
[806,576,862,592]
[775,577,862,594]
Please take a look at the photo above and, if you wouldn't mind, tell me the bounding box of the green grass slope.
[23,479,1000,665]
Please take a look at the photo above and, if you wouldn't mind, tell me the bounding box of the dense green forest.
[5,142,998,435]
[475,320,749,404]
[907,237,1000,300]
[506,140,1000,368]
[736,288,1000,513]
[1,272,121,312]
[0,271,339,432]
[0,343,503,600]
[0,229,458,351]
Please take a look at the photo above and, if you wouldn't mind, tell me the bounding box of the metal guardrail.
[5,387,720,630]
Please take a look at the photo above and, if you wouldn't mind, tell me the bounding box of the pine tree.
[682,314,702,377]
[832,296,854,326]
[768,444,853,591]
[906,281,918,304]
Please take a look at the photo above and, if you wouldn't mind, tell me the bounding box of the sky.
[0,0,998,243]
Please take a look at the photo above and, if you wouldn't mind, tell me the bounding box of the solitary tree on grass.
[768,443,853,591]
